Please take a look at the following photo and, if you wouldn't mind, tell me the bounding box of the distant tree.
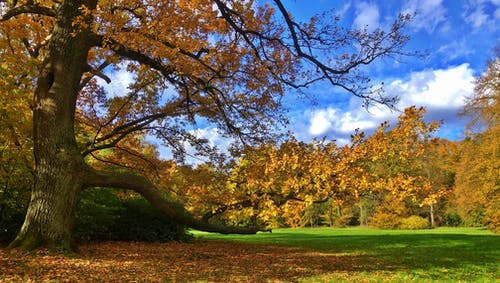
[454,52,499,232]
[222,140,343,228]
[418,138,457,227]
[1,0,413,250]
[356,107,445,228]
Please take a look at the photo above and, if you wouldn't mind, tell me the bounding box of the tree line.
[159,95,499,233]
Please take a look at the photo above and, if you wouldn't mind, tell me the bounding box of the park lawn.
[0,227,498,282]
[194,227,500,282]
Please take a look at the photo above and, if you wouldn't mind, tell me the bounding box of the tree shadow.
[229,231,500,280]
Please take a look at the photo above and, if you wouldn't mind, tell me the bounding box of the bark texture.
[9,0,97,251]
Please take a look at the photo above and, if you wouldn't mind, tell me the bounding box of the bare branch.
[82,113,169,156]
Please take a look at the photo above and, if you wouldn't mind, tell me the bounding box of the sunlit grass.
[194,227,500,282]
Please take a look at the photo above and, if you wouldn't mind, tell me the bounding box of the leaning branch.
[85,167,268,234]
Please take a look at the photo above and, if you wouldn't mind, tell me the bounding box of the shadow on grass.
[198,229,500,281]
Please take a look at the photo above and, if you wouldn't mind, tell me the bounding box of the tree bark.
[359,204,365,226]
[9,0,96,251]
[430,204,435,228]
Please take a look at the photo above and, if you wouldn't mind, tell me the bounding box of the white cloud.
[308,107,380,138]
[339,112,377,133]
[338,1,352,16]
[303,64,475,142]
[309,108,335,135]
[393,63,474,109]
[465,6,489,29]
[436,40,474,62]
[102,68,135,98]
[402,0,447,33]
[353,2,380,31]
[463,0,500,31]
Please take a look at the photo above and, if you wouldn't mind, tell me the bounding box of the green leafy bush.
[73,188,191,242]
[461,207,486,227]
[369,213,401,229]
[444,213,463,227]
[0,178,31,244]
[399,215,430,230]
[114,198,192,242]
[73,188,123,241]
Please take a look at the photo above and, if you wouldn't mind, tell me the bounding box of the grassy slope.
[194,227,500,282]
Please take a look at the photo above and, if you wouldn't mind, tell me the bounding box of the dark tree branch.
[212,0,262,60]
[201,200,253,222]
[89,152,136,171]
[85,168,268,234]
[82,113,168,156]
[0,4,56,21]
[273,0,345,76]
[79,61,111,90]
[104,38,180,85]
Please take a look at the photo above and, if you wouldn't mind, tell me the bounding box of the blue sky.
[103,0,499,162]
[280,0,499,145]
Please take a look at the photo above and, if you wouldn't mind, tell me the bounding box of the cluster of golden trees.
[163,108,453,229]
[153,57,499,232]
[453,54,499,233]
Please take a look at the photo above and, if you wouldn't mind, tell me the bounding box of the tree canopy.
[0,0,415,250]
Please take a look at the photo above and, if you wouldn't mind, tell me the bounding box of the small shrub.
[444,213,463,227]
[461,207,486,227]
[399,215,430,230]
[369,213,401,229]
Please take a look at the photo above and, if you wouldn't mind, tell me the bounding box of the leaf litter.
[0,239,361,282]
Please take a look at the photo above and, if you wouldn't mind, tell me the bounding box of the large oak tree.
[1,0,413,250]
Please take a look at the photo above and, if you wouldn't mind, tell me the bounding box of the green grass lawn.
[194,227,500,282]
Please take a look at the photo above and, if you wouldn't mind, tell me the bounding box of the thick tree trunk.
[9,160,84,251]
[9,0,95,251]
[9,0,264,251]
